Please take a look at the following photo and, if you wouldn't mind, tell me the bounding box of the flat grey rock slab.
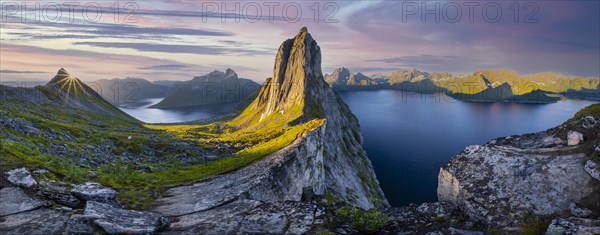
[71,182,117,203]
[84,201,169,234]
[166,199,262,235]
[0,187,42,216]
[0,208,70,235]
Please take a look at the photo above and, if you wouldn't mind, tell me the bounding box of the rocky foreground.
[0,166,486,234]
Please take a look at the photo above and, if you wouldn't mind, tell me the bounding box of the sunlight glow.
[51,75,86,104]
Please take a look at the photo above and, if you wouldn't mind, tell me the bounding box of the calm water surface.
[118,98,236,123]
[119,92,597,206]
[338,90,597,206]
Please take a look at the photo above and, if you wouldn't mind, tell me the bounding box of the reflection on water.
[338,90,597,206]
[118,98,236,123]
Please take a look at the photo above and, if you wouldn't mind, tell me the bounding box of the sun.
[54,75,86,103]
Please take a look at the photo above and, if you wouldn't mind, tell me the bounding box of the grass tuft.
[334,206,389,234]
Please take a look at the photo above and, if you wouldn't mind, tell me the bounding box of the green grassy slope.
[1,69,322,209]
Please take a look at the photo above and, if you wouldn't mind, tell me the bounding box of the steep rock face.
[251,27,387,208]
[325,67,352,85]
[253,27,321,118]
[438,115,600,226]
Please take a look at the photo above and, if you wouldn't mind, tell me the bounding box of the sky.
[1,0,599,83]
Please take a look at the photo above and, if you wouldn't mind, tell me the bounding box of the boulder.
[6,168,37,188]
[582,116,597,129]
[569,203,593,218]
[84,201,169,234]
[546,217,600,235]
[39,181,80,208]
[0,187,42,216]
[584,160,600,181]
[71,182,117,203]
[567,131,584,146]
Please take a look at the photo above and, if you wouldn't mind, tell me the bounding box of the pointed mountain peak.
[57,68,70,76]
[240,26,323,121]
[298,26,308,35]
[209,69,223,75]
[48,68,78,86]
[224,68,238,79]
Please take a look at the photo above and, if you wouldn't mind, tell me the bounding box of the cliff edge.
[438,106,600,227]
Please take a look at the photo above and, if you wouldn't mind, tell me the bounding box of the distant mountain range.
[87,69,260,110]
[325,67,599,103]
[88,78,171,105]
[149,69,260,109]
[325,67,374,86]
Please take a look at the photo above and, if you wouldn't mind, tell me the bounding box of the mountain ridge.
[149,68,260,109]
[325,67,599,102]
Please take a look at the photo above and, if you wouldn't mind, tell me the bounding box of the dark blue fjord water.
[337,90,597,206]
[118,92,597,207]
